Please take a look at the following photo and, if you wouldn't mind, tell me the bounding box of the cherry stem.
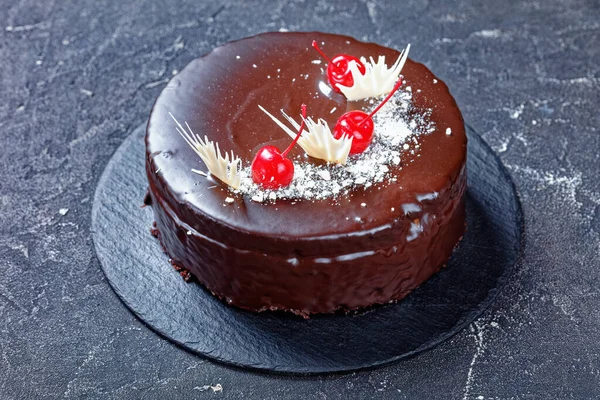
[311,40,342,73]
[282,104,307,158]
[358,78,403,127]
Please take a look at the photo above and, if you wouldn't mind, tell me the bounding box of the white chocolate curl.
[338,44,411,101]
[259,106,352,165]
[170,112,242,190]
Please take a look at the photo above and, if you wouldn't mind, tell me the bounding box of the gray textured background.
[1,0,599,399]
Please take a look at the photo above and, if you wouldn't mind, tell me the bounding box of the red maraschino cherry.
[334,78,403,154]
[252,105,307,189]
[312,40,366,93]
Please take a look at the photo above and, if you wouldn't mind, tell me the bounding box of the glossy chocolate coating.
[145,32,467,316]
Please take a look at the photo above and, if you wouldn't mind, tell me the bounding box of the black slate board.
[91,123,523,374]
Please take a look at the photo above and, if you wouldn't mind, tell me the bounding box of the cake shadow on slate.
[144,32,467,318]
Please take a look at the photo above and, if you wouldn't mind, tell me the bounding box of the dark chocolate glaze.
[145,32,467,316]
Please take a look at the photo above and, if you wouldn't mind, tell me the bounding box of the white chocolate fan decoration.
[170,112,242,190]
[258,106,352,165]
[338,44,411,101]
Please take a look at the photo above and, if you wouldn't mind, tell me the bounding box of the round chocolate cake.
[145,32,467,316]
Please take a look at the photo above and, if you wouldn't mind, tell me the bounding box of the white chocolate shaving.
[259,106,352,165]
[170,112,242,190]
[338,44,411,101]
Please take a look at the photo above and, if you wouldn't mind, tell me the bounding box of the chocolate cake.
[145,32,467,317]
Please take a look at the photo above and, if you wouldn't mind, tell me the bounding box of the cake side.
[146,164,465,315]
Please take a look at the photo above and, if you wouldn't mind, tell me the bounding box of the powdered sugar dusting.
[234,88,435,202]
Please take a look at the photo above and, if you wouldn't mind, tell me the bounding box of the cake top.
[146,32,466,238]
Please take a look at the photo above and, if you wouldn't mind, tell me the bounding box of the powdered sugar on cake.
[234,88,435,202]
